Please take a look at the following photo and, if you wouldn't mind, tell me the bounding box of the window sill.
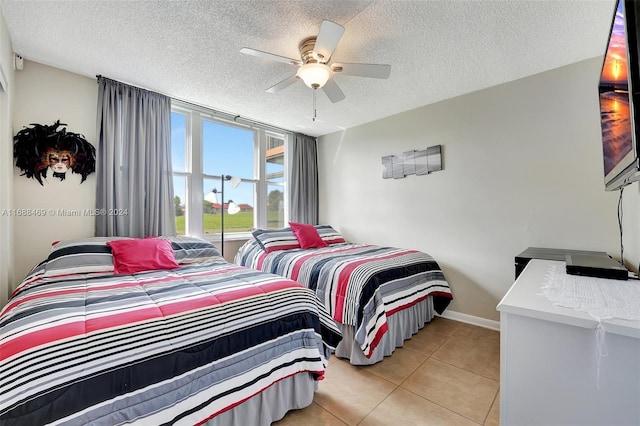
[198,232,253,243]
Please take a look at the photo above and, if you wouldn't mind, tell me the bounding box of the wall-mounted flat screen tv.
[599,0,640,191]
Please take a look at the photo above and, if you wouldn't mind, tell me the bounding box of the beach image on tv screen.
[599,0,633,177]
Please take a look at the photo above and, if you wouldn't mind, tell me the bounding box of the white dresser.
[497,259,640,426]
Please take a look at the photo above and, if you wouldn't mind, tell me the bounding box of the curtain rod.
[96,74,307,137]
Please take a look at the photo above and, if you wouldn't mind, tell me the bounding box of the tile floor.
[274,317,500,426]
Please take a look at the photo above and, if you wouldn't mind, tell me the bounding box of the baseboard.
[437,310,500,331]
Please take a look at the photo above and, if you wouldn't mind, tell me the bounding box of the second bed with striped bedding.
[236,229,452,363]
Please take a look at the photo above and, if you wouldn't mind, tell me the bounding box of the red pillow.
[107,238,179,274]
[289,222,328,249]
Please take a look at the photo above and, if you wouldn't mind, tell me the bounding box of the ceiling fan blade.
[322,78,345,103]
[331,63,391,79]
[240,47,302,66]
[314,20,345,62]
[266,74,299,93]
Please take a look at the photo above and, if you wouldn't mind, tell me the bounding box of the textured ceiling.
[0,0,616,137]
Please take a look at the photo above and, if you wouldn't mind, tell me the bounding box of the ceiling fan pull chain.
[313,89,317,121]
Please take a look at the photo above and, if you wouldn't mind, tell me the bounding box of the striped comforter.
[236,241,452,358]
[0,260,342,425]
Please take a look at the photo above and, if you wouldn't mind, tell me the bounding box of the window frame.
[171,100,289,241]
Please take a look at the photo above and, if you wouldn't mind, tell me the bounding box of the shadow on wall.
[440,265,502,322]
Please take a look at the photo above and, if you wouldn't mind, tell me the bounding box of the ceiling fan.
[240,20,391,104]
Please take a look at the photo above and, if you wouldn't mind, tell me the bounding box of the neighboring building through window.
[266,135,285,228]
[171,101,287,239]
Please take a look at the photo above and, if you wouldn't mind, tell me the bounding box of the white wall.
[318,58,638,322]
[0,8,14,305]
[12,60,97,285]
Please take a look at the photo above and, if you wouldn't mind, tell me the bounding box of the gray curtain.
[289,133,319,224]
[95,77,176,237]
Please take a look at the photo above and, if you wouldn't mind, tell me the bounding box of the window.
[171,102,288,239]
[266,135,285,228]
[172,111,188,234]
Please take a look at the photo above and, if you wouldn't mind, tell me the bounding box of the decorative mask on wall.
[13,120,96,185]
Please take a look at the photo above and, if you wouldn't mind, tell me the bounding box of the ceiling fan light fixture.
[297,63,332,89]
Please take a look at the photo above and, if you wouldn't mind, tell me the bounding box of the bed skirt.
[334,296,435,365]
[205,372,317,425]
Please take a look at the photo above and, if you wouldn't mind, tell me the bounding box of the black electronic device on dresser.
[514,247,627,280]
